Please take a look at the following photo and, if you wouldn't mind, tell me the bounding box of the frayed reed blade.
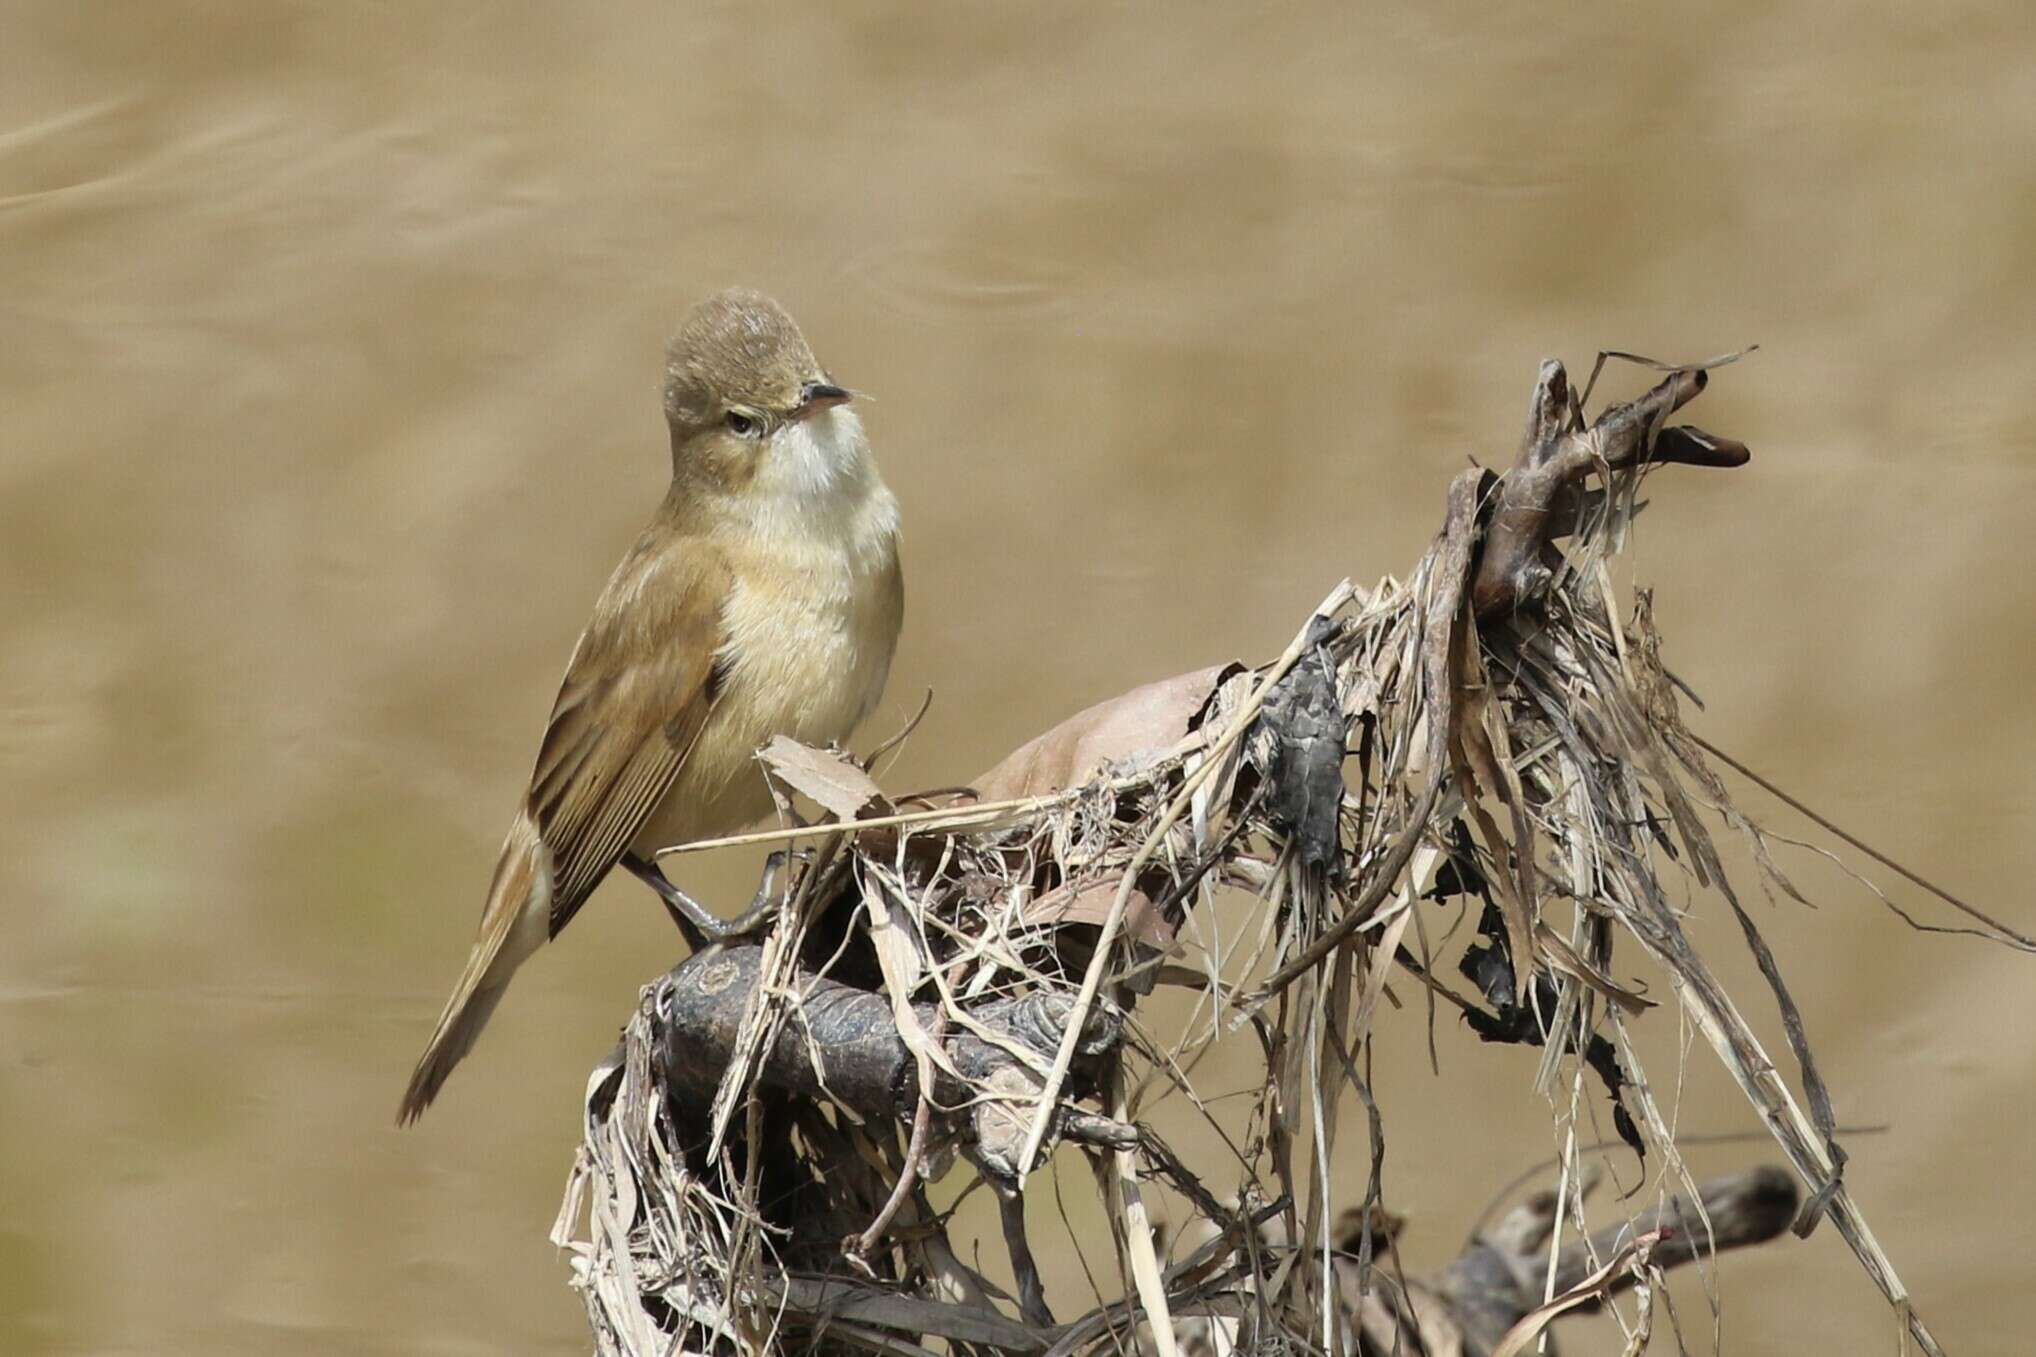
[556,356,2005,1357]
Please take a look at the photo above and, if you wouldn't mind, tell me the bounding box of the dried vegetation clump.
[555,356,2019,1357]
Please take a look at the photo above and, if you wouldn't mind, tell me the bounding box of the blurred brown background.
[3,3,2033,1353]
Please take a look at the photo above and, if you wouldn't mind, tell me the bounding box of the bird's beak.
[794,380,854,420]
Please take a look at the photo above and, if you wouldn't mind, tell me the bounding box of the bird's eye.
[725,411,759,437]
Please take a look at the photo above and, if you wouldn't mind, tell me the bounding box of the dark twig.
[1472,360,1747,620]
[850,1004,951,1266]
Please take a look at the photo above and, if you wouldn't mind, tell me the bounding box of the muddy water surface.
[4,5,2033,1353]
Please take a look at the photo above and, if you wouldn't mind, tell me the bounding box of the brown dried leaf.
[972,665,1230,802]
[1022,876,1175,948]
[1534,922,1655,1016]
[1487,1230,1662,1357]
[759,736,891,821]
[1148,963,1214,989]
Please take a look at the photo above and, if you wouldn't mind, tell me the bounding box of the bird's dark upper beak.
[795,380,853,418]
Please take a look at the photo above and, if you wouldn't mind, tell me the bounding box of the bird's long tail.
[398,814,551,1123]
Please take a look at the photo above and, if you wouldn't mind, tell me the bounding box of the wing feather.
[525,528,728,937]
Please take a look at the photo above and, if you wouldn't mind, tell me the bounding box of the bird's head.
[662,287,863,499]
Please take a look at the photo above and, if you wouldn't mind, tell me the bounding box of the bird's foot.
[709,849,797,939]
[621,852,791,952]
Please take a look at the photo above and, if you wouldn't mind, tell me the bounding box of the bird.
[398,287,903,1123]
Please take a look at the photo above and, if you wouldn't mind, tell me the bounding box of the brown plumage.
[399,289,903,1122]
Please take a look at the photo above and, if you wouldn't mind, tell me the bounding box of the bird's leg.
[621,851,790,950]
[620,853,719,952]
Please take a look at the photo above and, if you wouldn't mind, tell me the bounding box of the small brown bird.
[398,288,903,1122]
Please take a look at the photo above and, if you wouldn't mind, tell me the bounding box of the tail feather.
[398,816,551,1124]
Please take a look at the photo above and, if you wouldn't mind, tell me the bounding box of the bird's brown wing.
[526,531,729,936]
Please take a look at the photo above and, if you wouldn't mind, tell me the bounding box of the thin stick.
[851,1005,948,1262]
[1689,733,2036,951]
[864,687,936,778]
[652,793,1091,858]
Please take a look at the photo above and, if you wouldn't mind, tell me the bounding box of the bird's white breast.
[631,407,901,852]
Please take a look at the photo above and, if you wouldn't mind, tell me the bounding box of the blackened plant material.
[1260,616,1349,882]
[1426,819,1490,902]
[1579,1039,1644,1166]
[1458,903,1645,1164]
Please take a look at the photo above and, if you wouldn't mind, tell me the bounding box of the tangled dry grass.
[551,356,2019,1357]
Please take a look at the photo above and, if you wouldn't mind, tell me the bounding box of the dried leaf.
[1534,922,1655,1016]
[1148,963,1215,989]
[760,735,891,821]
[972,665,1230,801]
[1487,1230,1662,1357]
[1023,876,1176,947]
